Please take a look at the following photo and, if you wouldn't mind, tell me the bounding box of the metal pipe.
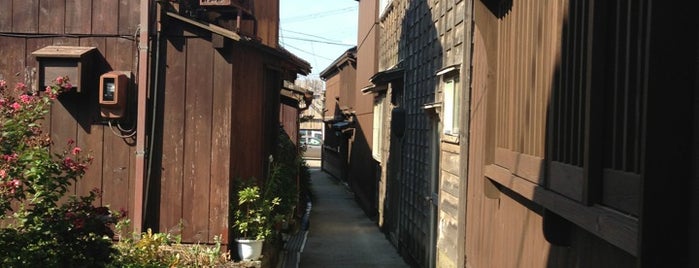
[144,3,163,233]
[133,0,151,233]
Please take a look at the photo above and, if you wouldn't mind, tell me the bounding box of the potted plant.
[232,185,281,261]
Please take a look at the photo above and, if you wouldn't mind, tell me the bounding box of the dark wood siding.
[465,0,650,266]
[159,37,186,235]
[0,0,141,217]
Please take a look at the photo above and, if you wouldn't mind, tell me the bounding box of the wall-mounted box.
[99,71,129,119]
[32,46,96,93]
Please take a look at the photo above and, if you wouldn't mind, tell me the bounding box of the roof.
[319,47,357,80]
[370,66,404,85]
[166,11,311,76]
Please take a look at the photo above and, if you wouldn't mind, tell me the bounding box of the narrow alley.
[299,169,408,268]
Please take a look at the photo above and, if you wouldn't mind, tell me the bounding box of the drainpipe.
[133,0,150,233]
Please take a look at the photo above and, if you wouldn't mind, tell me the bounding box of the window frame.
[372,93,386,161]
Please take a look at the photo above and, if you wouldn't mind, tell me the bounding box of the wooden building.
[366,0,470,267]
[320,47,356,182]
[0,0,309,248]
[465,0,697,267]
[356,0,699,267]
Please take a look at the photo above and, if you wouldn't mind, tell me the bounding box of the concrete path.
[299,169,408,268]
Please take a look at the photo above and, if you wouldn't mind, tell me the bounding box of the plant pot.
[236,238,264,261]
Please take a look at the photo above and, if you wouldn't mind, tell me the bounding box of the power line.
[283,36,354,46]
[281,42,335,61]
[281,6,357,23]
[281,28,341,42]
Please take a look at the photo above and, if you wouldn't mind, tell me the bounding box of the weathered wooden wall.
[464,0,666,266]
[280,103,299,144]
[0,0,141,222]
[320,55,356,182]
[253,0,279,48]
[158,20,284,244]
[376,0,467,266]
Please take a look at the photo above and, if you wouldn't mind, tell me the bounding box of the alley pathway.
[299,169,408,268]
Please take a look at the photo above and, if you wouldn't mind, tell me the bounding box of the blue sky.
[280,1,358,78]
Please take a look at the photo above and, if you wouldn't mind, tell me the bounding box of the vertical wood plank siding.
[183,37,214,242]
[471,0,651,263]
[65,0,92,34]
[2,0,296,246]
[210,48,233,243]
[160,37,186,235]
[495,1,562,162]
[595,0,648,215]
[0,0,140,226]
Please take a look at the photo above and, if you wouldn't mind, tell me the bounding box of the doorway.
[427,118,440,268]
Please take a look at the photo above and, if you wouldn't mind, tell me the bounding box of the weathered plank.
[12,0,39,33]
[65,0,91,34]
[160,37,186,235]
[39,0,65,34]
[100,37,134,217]
[230,46,265,180]
[118,0,140,36]
[0,1,11,32]
[209,48,232,243]
[92,1,119,35]
[0,37,26,86]
[182,37,213,242]
[74,37,107,203]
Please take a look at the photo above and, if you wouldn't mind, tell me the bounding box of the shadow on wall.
[383,0,442,267]
[470,0,695,267]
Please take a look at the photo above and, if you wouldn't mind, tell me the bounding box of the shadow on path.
[300,169,408,268]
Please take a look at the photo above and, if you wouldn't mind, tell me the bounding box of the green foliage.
[0,189,121,267]
[265,130,300,220]
[110,220,235,268]
[298,159,314,203]
[110,228,175,268]
[0,76,122,267]
[233,185,281,241]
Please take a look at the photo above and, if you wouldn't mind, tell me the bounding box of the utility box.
[99,71,129,119]
[32,46,96,93]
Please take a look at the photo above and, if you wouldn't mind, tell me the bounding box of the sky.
[279,1,359,79]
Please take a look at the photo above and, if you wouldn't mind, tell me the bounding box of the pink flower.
[3,154,18,162]
[56,76,64,85]
[63,156,74,166]
[0,80,6,89]
[14,82,26,91]
[10,179,21,188]
[47,89,57,99]
[19,94,32,104]
[63,83,73,91]
[0,170,5,178]
[72,147,82,155]
[0,98,6,105]
[10,102,21,111]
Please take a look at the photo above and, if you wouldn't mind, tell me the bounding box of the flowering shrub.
[0,76,122,267]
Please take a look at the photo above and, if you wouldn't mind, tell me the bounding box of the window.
[442,76,460,137]
[379,0,391,17]
[372,94,386,161]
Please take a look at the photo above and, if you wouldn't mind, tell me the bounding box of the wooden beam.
[484,164,638,256]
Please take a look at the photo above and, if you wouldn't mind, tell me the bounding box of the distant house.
[298,79,325,139]
[0,0,309,248]
[280,80,313,146]
[320,47,357,182]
